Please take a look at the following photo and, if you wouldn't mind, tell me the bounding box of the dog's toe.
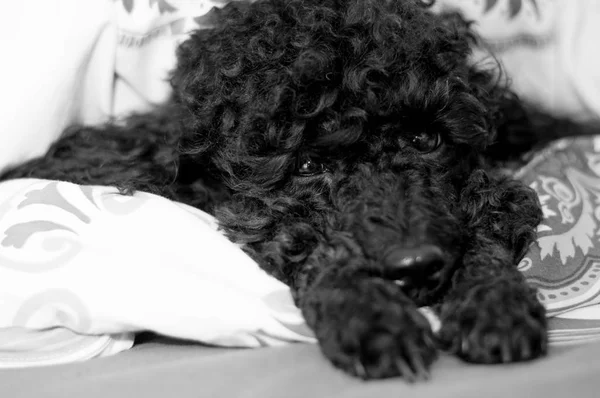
[330,309,437,380]
[439,281,548,364]
[305,278,438,380]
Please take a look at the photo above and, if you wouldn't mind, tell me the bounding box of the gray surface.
[2,339,599,398]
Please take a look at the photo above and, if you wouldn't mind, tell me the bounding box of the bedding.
[518,137,600,345]
[2,337,600,398]
[0,0,116,173]
[1,0,599,175]
[2,135,600,368]
[434,0,600,121]
[0,179,314,367]
[0,0,232,174]
[1,0,600,394]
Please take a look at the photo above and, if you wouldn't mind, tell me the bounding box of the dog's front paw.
[439,279,547,363]
[302,277,437,380]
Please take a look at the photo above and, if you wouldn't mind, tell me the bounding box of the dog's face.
[173,0,508,304]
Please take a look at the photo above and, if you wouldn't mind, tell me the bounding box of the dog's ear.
[169,3,256,159]
[432,10,560,159]
[432,9,595,163]
[169,30,221,157]
[460,169,542,263]
[169,1,309,189]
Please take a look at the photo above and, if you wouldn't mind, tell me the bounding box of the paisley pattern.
[433,0,556,52]
[114,0,242,47]
[483,0,540,19]
[4,134,600,366]
[0,179,315,367]
[12,289,92,332]
[518,137,600,316]
[0,181,145,273]
[114,0,177,14]
[0,180,147,367]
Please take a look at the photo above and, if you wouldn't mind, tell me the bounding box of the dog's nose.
[382,245,445,280]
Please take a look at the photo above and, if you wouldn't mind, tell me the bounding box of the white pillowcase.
[0,178,315,367]
[0,0,234,173]
[0,0,117,173]
[435,0,600,120]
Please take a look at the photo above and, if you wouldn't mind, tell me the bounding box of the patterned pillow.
[517,136,600,317]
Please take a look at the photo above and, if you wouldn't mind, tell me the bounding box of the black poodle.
[2,0,591,381]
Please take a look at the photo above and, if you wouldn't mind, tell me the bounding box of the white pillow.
[0,178,314,367]
[0,0,236,173]
[435,0,600,120]
[0,0,117,173]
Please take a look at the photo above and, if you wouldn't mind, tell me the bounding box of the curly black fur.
[5,0,594,380]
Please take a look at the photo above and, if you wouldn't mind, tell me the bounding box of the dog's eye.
[407,132,442,153]
[296,155,328,176]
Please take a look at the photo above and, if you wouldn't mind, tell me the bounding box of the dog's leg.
[295,233,438,381]
[232,214,438,380]
[0,105,229,211]
[0,109,180,191]
[227,166,461,380]
[438,169,548,363]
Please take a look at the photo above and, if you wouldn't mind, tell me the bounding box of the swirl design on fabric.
[12,289,91,333]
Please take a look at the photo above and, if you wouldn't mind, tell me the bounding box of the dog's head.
[171,0,529,303]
